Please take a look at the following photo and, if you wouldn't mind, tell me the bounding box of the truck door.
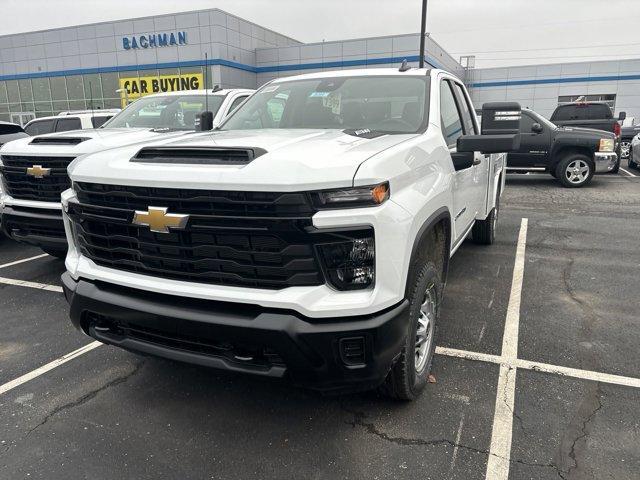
[439,79,480,240]
[507,112,551,168]
[451,82,487,218]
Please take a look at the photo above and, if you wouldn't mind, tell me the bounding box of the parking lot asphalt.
[0,171,639,480]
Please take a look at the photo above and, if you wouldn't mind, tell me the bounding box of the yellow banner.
[118,73,204,107]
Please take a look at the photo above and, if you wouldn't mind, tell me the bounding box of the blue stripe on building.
[0,55,446,82]
[471,73,640,88]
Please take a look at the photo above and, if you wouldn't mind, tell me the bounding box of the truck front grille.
[0,155,75,202]
[68,183,340,290]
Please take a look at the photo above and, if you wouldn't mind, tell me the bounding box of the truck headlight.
[317,233,375,290]
[311,182,389,209]
[599,139,614,152]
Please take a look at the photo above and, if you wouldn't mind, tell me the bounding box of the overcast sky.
[3,0,640,68]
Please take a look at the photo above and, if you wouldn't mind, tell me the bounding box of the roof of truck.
[270,67,436,83]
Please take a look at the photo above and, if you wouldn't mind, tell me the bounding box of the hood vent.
[131,146,267,165]
[30,136,89,146]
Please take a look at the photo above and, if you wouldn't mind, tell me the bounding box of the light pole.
[419,0,428,68]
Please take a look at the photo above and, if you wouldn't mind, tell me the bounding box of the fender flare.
[407,206,452,286]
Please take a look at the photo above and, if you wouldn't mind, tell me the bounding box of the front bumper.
[1,204,66,249]
[593,152,618,173]
[61,273,410,394]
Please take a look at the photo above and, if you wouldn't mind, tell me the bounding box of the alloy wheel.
[415,285,436,372]
[565,159,590,185]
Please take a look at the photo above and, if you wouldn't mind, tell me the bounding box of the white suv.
[23,110,121,136]
[60,69,519,399]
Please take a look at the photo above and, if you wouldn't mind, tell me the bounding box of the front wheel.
[380,261,440,401]
[556,154,594,188]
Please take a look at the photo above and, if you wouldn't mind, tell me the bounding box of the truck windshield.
[103,94,223,130]
[220,76,429,134]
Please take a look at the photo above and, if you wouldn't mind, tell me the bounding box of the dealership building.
[0,7,638,125]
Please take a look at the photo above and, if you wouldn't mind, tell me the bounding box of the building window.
[557,94,616,111]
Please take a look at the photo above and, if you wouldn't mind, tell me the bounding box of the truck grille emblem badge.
[26,165,51,178]
[132,207,189,233]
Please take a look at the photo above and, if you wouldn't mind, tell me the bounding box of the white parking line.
[0,253,49,270]
[0,276,63,293]
[0,341,102,395]
[484,218,528,480]
[436,347,640,389]
[620,167,636,177]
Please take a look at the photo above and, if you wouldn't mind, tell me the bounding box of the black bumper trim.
[61,273,410,393]
[1,205,66,249]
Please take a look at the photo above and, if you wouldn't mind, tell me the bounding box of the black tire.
[41,247,67,259]
[380,261,441,401]
[555,153,594,188]
[610,157,620,174]
[472,193,499,245]
[629,148,637,169]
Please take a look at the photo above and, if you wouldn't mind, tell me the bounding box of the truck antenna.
[88,81,95,125]
[399,59,411,72]
[204,52,209,113]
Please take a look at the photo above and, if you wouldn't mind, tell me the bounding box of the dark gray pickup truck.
[508,108,618,187]
[550,102,624,172]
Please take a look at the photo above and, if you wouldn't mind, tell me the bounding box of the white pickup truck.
[0,89,253,257]
[60,68,520,400]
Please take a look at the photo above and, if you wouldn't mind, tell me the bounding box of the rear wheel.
[381,261,440,401]
[556,154,594,188]
[472,191,500,245]
[41,247,66,259]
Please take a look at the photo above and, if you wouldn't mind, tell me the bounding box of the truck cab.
[60,68,518,400]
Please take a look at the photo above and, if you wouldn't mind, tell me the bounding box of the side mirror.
[451,151,475,171]
[618,111,627,121]
[457,134,521,154]
[480,102,521,135]
[531,123,543,134]
[196,111,214,131]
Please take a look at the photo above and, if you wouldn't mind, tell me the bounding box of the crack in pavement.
[23,361,144,439]
[339,401,566,476]
[565,383,604,479]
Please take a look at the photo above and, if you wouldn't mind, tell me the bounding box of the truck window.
[24,119,55,135]
[91,115,113,128]
[55,117,82,132]
[228,95,249,114]
[439,81,464,148]
[551,103,613,121]
[452,82,477,135]
[520,113,537,132]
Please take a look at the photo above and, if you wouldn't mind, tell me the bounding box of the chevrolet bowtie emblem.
[26,165,51,178]
[132,207,189,233]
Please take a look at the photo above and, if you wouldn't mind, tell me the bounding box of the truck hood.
[0,128,194,156]
[68,129,417,191]
[556,126,616,138]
